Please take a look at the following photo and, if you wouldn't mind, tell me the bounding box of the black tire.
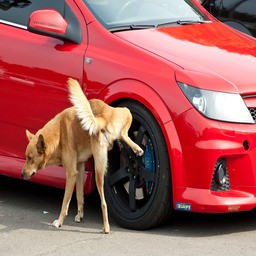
[105,101,172,230]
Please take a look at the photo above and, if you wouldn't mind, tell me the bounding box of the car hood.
[116,22,256,94]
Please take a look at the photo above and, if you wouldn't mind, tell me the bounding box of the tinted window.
[0,0,64,27]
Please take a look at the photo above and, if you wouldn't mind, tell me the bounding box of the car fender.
[97,79,185,191]
[98,80,171,124]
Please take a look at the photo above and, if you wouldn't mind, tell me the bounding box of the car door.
[0,0,87,160]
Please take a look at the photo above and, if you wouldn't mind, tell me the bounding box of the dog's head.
[21,130,46,180]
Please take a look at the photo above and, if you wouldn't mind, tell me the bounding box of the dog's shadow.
[2,175,256,238]
[0,176,106,234]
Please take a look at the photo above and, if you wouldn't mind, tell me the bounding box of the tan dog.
[21,78,144,233]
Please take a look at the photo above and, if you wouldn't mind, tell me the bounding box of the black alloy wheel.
[105,101,172,230]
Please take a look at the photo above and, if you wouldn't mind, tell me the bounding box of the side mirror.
[27,8,81,44]
[28,9,68,36]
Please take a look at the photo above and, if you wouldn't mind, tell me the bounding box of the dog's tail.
[67,78,100,135]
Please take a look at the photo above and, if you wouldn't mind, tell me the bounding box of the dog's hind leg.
[93,145,110,234]
[121,124,144,156]
[95,166,110,234]
[75,162,85,223]
[53,161,78,228]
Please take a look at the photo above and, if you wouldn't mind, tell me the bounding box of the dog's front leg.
[53,169,77,228]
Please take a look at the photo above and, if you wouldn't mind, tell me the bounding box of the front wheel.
[105,101,172,230]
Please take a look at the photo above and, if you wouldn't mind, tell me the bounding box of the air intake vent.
[210,158,230,192]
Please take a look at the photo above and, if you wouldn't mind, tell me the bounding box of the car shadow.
[1,175,256,237]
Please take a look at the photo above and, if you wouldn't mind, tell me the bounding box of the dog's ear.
[26,130,35,141]
[36,134,46,154]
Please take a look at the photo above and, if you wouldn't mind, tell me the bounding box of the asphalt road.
[1,175,256,256]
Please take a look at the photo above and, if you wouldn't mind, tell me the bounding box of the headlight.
[178,82,254,124]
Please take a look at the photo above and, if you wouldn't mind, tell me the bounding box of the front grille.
[243,95,256,123]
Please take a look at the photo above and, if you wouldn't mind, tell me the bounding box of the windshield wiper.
[109,24,156,32]
[109,20,209,32]
[177,20,209,25]
[157,20,210,27]
[130,24,156,29]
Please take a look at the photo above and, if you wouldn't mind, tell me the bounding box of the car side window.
[0,0,64,27]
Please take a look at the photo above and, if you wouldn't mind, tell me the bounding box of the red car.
[1,0,256,230]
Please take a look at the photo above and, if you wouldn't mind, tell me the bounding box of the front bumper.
[171,108,256,213]
[175,187,256,213]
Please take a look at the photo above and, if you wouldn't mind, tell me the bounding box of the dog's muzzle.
[21,170,35,180]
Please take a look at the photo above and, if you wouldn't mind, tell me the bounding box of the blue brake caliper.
[144,138,155,194]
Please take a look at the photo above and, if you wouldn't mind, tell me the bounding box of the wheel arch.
[98,79,172,126]
[97,80,184,198]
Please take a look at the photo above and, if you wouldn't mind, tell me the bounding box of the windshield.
[83,0,209,31]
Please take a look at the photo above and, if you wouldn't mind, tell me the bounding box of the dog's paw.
[75,214,83,223]
[103,225,110,234]
[136,148,144,156]
[52,220,62,228]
